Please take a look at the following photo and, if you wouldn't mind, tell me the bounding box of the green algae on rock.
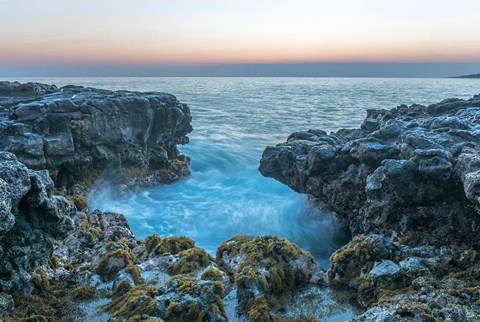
[328,234,480,321]
[96,248,136,282]
[167,247,213,276]
[217,235,324,320]
[104,275,227,322]
[145,234,196,255]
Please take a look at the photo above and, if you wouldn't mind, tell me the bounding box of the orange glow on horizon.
[1,0,479,67]
[2,36,480,65]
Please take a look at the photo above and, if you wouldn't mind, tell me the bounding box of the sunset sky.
[1,0,480,76]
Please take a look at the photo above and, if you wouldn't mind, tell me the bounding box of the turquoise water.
[6,77,480,268]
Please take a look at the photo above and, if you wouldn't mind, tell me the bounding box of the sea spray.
[90,138,349,268]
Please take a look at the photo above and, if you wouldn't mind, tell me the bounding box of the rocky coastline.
[260,94,480,320]
[0,81,479,321]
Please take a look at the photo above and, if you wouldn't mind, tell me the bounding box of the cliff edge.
[0,81,192,194]
[260,94,480,247]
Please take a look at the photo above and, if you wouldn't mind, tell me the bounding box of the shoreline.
[1,81,479,321]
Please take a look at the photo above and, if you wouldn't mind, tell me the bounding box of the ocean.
[6,77,480,268]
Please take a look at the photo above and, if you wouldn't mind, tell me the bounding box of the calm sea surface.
[6,77,480,268]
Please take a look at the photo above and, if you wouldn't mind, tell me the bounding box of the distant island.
[451,72,480,78]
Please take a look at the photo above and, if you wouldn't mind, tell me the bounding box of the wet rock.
[0,81,192,194]
[0,152,75,294]
[328,234,480,321]
[216,235,323,320]
[0,293,14,316]
[260,94,480,246]
[368,260,400,278]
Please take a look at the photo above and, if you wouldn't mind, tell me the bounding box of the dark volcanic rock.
[0,81,192,193]
[260,94,480,246]
[0,151,75,294]
[328,234,480,321]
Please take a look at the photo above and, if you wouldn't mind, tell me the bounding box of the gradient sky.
[1,0,480,76]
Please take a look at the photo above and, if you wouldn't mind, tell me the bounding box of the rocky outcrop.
[0,81,192,194]
[260,94,480,246]
[328,234,480,321]
[0,151,75,294]
[3,204,350,321]
[260,94,480,321]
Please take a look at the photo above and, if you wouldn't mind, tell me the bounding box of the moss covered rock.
[104,275,227,322]
[103,285,161,319]
[67,195,89,212]
[327,234,400,290]
[145,234,195,255]
[328,234,480,321]
[96,248,136,282]
[1,280,84,322]
[168,247,212,276]
[216,235,322,320]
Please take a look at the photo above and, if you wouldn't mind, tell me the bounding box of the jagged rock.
[43,211,230,321]
[0,81,192,194]
[260,94,480,246]
[328,234,480,321]
[0,152,75,294]
[368,260,401,278]
[0,293,14,316]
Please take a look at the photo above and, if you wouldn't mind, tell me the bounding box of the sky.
[1,0,480,76]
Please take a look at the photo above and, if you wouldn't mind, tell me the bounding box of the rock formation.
[0,81,192,194]
[260,94,480,321]
[260,94,480,247]
[328,234,479,321]
[0,151,75,294]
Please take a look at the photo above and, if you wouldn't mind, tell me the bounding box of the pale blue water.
[6,77,480,269]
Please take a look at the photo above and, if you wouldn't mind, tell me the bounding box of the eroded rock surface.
[0,152,75,294]
[0,81,192,194]
[260,94,480,246]
[261,94,480,321]
[328,234,480,321]
[3,204,344,322]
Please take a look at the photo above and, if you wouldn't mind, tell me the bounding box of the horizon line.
[2,62,480,78]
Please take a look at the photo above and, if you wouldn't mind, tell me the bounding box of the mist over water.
[9,77,480,267]
[91,138,349,268]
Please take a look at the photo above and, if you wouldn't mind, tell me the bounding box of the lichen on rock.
[327,234,480,321]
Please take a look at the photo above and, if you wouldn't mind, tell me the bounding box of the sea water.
[8,77,480,268]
